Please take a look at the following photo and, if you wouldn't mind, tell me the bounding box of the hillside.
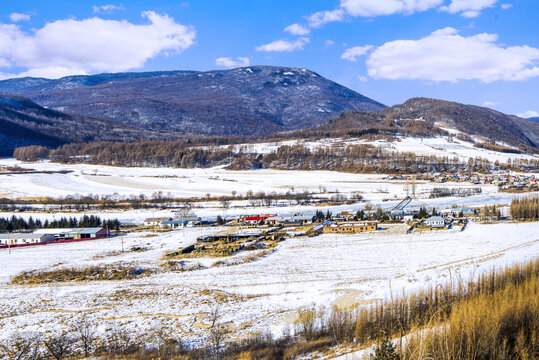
[0,95,175,156]
[0,66,386,137]
[313,98,539,148]
[384,98,538,148]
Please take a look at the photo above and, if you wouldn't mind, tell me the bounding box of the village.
[1,192,512,253]
[387,171,537,190]
[138,195,496,260]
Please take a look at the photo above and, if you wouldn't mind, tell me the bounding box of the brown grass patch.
[11,264,152,284]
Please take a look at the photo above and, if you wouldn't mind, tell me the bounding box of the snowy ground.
[0,222,537,347]
[0,141,537,351]
[0,132,537,202]
[1,157,538,226]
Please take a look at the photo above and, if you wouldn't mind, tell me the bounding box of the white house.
[423,216,446,228]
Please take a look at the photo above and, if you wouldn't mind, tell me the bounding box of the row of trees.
[13,139,539,174]
[510,196,539,220]
[429,187,482,198]
[0,215,121,232]
[261,144,502,174]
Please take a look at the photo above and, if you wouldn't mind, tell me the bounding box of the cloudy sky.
[1,0,538,117]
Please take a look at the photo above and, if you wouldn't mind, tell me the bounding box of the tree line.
[13,140,539,174]
[510,196,539,220]
[0,215,121,232]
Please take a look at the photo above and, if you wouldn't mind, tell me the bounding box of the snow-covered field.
[0,157,537,226]
[0,222,538,347]
[1,132,537,202]
[0,143,538,352]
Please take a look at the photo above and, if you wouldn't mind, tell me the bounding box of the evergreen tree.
[371,336,400,360]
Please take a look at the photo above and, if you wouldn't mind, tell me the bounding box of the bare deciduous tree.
[208,306,229,359]
[74,315,96,357]
[0,332,41,360]
[43,334,72,360]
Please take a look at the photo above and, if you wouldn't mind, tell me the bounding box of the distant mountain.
[529,117,539,122]
[385,98,538,147]
[0,95,175,156]
[0,66,386,136]
[316,98,539,148]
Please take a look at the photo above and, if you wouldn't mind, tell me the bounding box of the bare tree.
[43,334,72,360]
[295,309,317,341]
[74,315,96,357]
[1,332,41,360]
[106,325,137,354]
[176,202,193,218]
[220,199,230,209]
[208,306,229,359]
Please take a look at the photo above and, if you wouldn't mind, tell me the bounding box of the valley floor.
[0,222,537,348]
[0,158,537,354]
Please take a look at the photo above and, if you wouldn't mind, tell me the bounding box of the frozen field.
[1,157,537,227]
[0,157,456,200]
[0,222,537,346]
[0,133,537,202]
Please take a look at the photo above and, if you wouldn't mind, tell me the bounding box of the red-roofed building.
[244,214,275,225]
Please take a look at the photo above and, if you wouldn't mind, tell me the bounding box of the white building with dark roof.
[0,233,54,246]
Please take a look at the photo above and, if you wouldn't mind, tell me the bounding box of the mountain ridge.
[316,97,538,148]
[0,95,177,156]
[0,68,537,154]
[0,66,386,136]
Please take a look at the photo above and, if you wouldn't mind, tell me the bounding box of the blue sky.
[1,0,538,117]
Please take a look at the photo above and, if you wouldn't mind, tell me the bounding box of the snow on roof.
[425,216,445,222]
[0,233,50,239]
[34,228,74,235]
[144,217,171,222]
[33,228,104,235]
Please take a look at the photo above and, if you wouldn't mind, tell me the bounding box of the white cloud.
[305,0,496,28]
[501,3,513,9]
[341,45,373,61]
[0,12,195,79]
[325,40,335,46]
[307,9,345,28]
[92,4,125,13]
[255,37,309,52]
[517,110,539,118]
[215,56,250,68]
[284,23,310,35]
[358,75,368,82]
[483,101,499,107]
[306,0,443,27]
[440,0,498,18]
[366,27,539,83]
[341,0,443,17]
[9,13,31,22]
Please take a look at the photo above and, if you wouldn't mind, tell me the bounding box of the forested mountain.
[384,98,538,147]
[1,68,538,156]
[0,66,386,136]
[0,95,174,156]
[316,98,539,148]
